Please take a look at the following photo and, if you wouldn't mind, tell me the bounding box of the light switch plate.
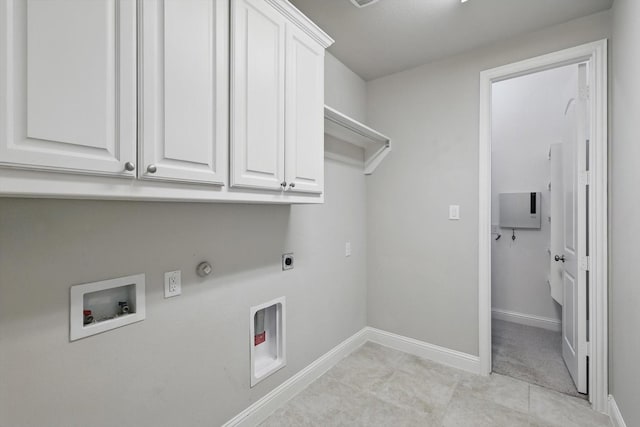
[164,270,181,298]
[449,205,460,220]
[345,241,352,257]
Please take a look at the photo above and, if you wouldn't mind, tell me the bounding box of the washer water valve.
[118,301,130,315]
[83,310,94,325]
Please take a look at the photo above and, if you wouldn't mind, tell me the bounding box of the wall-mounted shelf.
[324,105,391,175]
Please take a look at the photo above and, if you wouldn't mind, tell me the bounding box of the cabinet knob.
[124,162,136,172]
[147,164,158,174]
[289,183,296,189]
[280,181,287,188]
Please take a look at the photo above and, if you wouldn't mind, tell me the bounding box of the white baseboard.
[366,327,481,375]
[222,328,369,427]
[609,395,627,427]
[223,327,482,426]
[492,308,561,332]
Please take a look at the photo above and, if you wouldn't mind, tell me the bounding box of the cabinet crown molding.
[265,0,334,48]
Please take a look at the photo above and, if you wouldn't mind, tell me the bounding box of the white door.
[139,0,228,185]
[230,0,286,191]
[560,63,588,394]
[549,143,563,305]
[284,23,324,194]
[0,0,137,176]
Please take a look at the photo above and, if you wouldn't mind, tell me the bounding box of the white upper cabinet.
[0,0,137,176]
[285,23,325,194]
[139,0,228,185]
[0,0,333,203]
[230,0,333,194]
[230,0,286,191]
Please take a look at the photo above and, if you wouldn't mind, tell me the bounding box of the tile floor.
[260,342,611,427]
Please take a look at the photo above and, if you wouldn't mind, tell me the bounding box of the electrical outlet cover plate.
[282,253,294,271]
[164,270,181,298]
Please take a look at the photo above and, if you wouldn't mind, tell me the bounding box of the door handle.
[554,255,566,263]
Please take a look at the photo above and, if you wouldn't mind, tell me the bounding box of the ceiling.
[289,0,613,81]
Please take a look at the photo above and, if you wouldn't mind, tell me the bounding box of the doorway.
[490,63,586,399]
[478,40,608,413]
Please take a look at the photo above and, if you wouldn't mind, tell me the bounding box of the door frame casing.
[478,40,608,413]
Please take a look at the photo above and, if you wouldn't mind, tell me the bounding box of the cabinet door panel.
[285,24,324,194]
[0,0,136,176]
[231,0,285,190]
[139,0,227,184]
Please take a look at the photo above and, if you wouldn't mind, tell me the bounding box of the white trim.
[366,327,481,375]
[491,309,561,332]
[0,168,324,204]
[264,0,334,48]
[222,328,369,427]
[478,39,609,412]
[609,395,628,427]
[223,327,482,426]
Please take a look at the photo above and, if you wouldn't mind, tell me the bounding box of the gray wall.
[0,58,368,427]
[365,11,611,356]
[324,52,368,123]
[610,0,640,424]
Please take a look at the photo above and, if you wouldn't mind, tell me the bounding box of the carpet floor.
[492,319,586,399]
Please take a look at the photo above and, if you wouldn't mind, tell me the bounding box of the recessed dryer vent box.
[250,297,286,387]
[70,274,145,341]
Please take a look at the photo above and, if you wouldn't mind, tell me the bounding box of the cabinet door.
[0,0,137,176]
[285,24,325,194]
[139,0,227,185]
[231,0,286,191]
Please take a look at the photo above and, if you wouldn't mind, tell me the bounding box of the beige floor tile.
[259,405,316,427]
[262,342,613,427]
[368,366,455,416]
[396,352,468,382]
[455,372,530,414]
[325,343,402,390]
[344,391,440,427]
[529,385,612,427]
[442,391,530,427]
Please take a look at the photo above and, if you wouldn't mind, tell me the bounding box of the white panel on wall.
[139,0,228,184]
[0,0,137,175]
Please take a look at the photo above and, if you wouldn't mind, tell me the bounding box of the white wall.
[491,66,577,322]
[366,11,611,356]
[0,57,368,427]
[610,0,640,425]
